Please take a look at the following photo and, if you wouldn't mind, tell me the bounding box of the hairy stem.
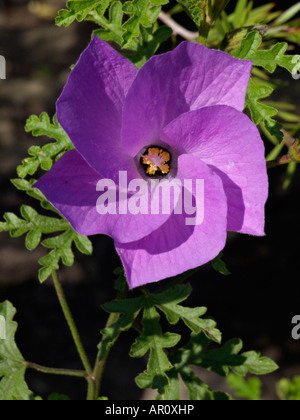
[198,22,211,45]
[91,311,121,400]
[25,361,89,379]
[88,286,129,400]
[158,11,198,40]
[267,154,291,169]
[51,271,92,375]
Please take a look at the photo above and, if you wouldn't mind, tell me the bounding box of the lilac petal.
[56,35,138,182]
[121,41,252,156]
[161,105,268,236]
[116,154,227,289]
[35,150,173,243]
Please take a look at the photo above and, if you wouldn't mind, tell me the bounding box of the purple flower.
[35,36,268,289]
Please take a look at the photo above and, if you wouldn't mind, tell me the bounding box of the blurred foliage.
[228,374,300,401]
[277,376,300,401]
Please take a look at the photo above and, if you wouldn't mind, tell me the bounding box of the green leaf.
[244,3,276,26]
[274,2,300,26]
[232,0,248,29]
[177,0,231,28]
[165,332,277,399]
[171,333,278,377]
[2,177,93,283]
[277,376,300,401]
[0,205,93,282]
[176,0,206,26]
[73,234,93,255]
[18,113,73,178]
[39,229,92,282]
[123,25,172,68]
[245,78,283,140]
[92,2,123,45]
[130,306,181,394]
[56,0,111,27]
[211,252,231,275]
[207,0,231,23]
[227,374,262,400]
[181,367,230,400]
[162,367,180,400]
[233,350,279,376]
[122,0,168,48]
[233,31,300,74]
[0,205,70,250]
[0,302,33,400]
[99,296,144,360]
[283,161,297,189]
[11,179,58,214]
[113,267,129,293]
[151,284,222,343]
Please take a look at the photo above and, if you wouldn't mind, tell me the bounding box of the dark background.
[0,0,299,400]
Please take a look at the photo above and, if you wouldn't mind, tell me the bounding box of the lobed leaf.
[172,333,278,377]
[180,367,231,400]
[0,302,33,401]
[92,1,124,45]
[56,0,111,27]
[176,0,206,26]
[19,113,73,178]
[39,230,93,282]
[211,252,231,276]
[122,0,168,48]
[227,374,262,400]
[122,25,172,68]
[245,78,283,140]
[10,178,57,212]
[233,31,300,74]
[0,205,93,282]
[151,284,222,343]
[131,306,181,394]
[0,206,70,250]
[99,295,144,360]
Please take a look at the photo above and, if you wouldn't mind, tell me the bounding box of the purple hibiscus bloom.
[35,35,268,289]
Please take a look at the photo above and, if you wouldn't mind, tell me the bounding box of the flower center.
[141,146,171,176]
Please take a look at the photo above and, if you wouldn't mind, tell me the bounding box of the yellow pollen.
[142,147,171,175]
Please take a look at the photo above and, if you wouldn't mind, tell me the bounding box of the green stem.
[198,22,211,45]
[88,286,129,400]
[25,361,89,379]
[52,271,92,376]
[91,312,120,400]
[267,154,291,169]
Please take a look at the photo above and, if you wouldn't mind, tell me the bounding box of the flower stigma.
[141,147,171,176]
